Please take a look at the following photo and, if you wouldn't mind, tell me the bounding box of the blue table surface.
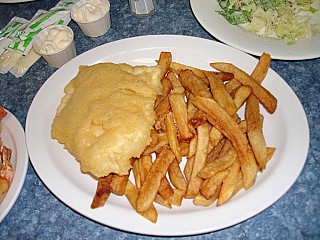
[0,0,319,239]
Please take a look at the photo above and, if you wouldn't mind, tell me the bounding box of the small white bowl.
[71,0,111,37]
[33,25,76,68]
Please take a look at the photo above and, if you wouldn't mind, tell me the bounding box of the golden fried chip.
[210,62,277,113]
[198,148,237,179]
[218,159,241,205]
[165,112,182,162]
[136,147,175,212]
[168,189,185,207]
[245,95,268,169]
[170,62,207,79]
[179,69,212,98]
[192,96,258,189]
[158,177,174,200]
[169,93,193,141]
[185,123,210,199]
[233,86,252,110]
[157,51,172,78]
[168,159,187,191]
[200,170,228,200]
[110,173,129,196]
[124,180,158,223]
[206,71,237,116]
[91,174,114,209]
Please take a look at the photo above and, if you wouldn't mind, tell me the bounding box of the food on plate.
[216,0,320,45]
[51,63,163,178]
[83,51,278,223]
[0,107,14,198]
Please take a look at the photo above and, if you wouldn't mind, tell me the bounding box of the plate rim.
[0,109,29,223]
[25,35,310,236]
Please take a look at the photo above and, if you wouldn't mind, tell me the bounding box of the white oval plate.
[0,110,28,223]
[190,0,320,60]
[26,35,309,236]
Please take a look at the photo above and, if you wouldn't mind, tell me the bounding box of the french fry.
[143,133,168,155]
[157,51,172,78]
[184,155,194,182]
[193,187,221,207]
[188,109,207,131]
[138,154,153,183]
[206,71,237,116]
[251,52,271,84]
[245,95,268,169]
[199,147,237,179]
[200,170,228,200]
[257,147,276,171]
[155,94,171,119]
[225,78,241,94]
[169,93,193,141]
[155,77,173,108]
[179,69,212,98]
[168,189,185,206]
[91,174,114,209]
[207,138,226,162]
[124,180,158,223]
[231,172,244,197]
[131,158,141,189]
[192,96,258,189]
[154,115,166,131]
[167,71,184,89]
[267,147,276,161]
[165,112,182,162]
[238,120,248,134]
[218,158,241,205]
[210,62,277,113]
[158,177,174,200]
[216,139,233,158]
[244,52,272,170]
[136,147,175,212]
[168,159,187,191]
[149,128,159,147]
[187,94,199,135]
[187,137,197,158]
[180,142,190,157]
[154,194,172,209]
[233,85,252,110]
[110,173,129,196]
[185,123,210,199]
[209,125,223,148]
[170,61,207,79]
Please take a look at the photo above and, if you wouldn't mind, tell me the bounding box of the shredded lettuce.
[216,0,320,44]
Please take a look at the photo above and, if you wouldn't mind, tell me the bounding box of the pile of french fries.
[90,52,277,223]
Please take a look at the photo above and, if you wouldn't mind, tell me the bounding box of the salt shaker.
[129,0,156,17]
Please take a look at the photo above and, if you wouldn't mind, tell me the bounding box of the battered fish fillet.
[51,62,163,178]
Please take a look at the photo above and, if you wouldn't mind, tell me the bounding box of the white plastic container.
[33,25,76,68]
[71,0,111,37]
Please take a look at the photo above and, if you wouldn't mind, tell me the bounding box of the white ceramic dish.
[190,0,320,60]
[0,109,28,223]
[25,35,309,236]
